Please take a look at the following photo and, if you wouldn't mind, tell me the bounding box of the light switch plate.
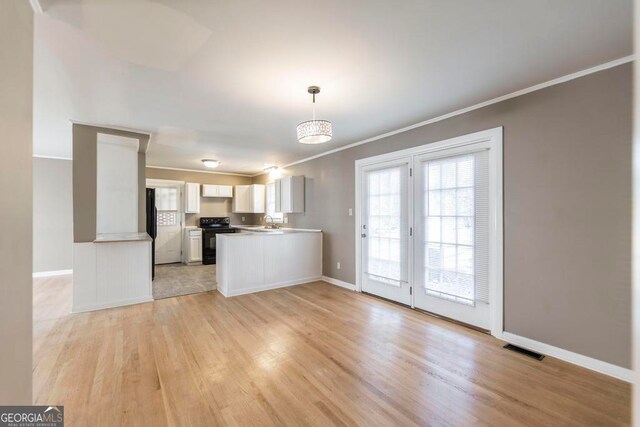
[348,208,353,216]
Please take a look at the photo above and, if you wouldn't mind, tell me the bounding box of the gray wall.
[72,124,150,242]
[255,63,632,368]
[33,158,73,272]
[146,168,254,226]
[72,124,96,242]
[632,1,640,413]
[0,0,33,404]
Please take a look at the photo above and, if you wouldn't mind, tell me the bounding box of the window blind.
[423,150,489,305]
[365,165,409,286]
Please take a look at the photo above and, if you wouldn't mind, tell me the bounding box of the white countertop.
[227,225,322,235]
[94,232,152,243]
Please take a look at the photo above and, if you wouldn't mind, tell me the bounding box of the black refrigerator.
[146,188,157,279]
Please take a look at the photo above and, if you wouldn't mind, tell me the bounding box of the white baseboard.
[500,332,632,383]
[33,269,73,278]
[72,296,153,313]
[219,276,323,297]
[321,276,356,291]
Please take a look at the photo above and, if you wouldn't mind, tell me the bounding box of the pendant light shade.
[297,86,332,144]
[296,119,332,144]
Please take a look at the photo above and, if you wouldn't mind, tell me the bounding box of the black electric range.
[199,217,238,265]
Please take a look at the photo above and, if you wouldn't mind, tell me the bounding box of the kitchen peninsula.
[216,228,322,296]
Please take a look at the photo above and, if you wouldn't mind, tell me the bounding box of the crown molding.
[251,55,634,177]
[59,56,634,177]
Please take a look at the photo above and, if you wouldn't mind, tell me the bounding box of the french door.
[413,148,491,329]
[360,159,412,305]
[357,128,502,333]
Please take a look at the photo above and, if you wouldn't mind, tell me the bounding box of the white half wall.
[33,157,73,273]
[216,232,322,297]
[73,241,152,312]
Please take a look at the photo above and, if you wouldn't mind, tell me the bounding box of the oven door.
[202,229,236,264]
[202,230,217,264]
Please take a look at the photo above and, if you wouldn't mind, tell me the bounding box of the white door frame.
[146,178,185,188]
[355,127,504,337]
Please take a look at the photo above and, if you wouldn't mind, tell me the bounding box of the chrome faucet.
[264,215,279,229]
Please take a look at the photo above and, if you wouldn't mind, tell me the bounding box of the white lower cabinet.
[232,184,265,213]
[183,227,202,264]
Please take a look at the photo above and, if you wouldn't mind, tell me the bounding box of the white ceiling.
[33,0,632,174]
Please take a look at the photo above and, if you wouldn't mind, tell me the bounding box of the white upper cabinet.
[202,184,233,198]
[218,185,233,198]
[275,176,305,213]
[233,184,265,213]
[184,182,200,213]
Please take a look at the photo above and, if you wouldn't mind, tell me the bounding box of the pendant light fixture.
[296,86,332,144]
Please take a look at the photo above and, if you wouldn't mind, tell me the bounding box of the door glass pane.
[366,166,407,287]
[423,154,475,305]
[157,211,177,226]
[441,217,456,244]
[457,217,473,245]
[156,187,178,211]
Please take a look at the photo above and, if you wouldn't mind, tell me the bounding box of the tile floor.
[153,263,216,299]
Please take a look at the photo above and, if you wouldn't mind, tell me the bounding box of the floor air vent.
[503,344,545,361]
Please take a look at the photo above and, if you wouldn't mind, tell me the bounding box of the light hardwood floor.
[33,276,630,426]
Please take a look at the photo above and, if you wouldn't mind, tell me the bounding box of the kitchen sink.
[240,226,283,233]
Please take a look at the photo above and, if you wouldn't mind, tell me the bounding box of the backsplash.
[184,197,235,226]
[184,198,261,226]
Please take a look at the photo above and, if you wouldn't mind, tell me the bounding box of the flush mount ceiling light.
[296,86,332,144]
[201,159,221,168]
